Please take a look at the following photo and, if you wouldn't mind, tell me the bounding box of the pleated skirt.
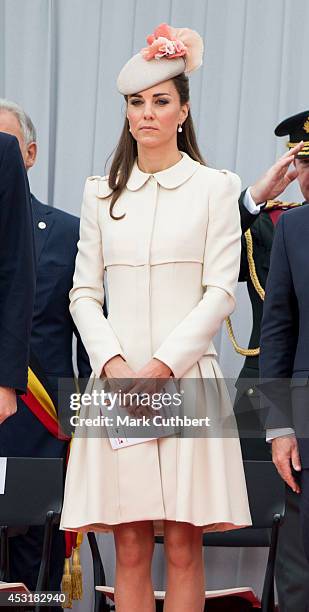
[60,356,252,534]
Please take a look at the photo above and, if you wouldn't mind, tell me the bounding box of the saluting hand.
[0,387,17,424]
[250,142,304,204]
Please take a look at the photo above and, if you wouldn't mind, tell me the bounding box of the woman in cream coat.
[61,24,251,612]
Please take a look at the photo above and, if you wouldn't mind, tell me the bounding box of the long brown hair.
[106,73,206,220]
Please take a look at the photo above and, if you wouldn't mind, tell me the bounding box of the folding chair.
[201,460,285,612]
[0,457,64,611]
[88,460,285,612]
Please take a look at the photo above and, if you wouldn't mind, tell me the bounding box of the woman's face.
[127,79,189,149]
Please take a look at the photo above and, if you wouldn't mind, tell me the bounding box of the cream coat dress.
[60,153,251,534]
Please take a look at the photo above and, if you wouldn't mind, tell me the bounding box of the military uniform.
[234,195,302,459]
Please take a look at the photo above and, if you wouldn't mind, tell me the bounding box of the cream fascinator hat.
[117,23,204,95]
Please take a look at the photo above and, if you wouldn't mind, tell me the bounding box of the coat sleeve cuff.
[266,427,295,442]
[92,348,126,378]
[153,348,189,380]
[0,377,26,395]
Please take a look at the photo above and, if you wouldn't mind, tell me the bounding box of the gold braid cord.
[226,228,264,356]
[226,200,302,356]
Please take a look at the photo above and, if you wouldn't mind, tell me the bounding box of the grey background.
[1,0,309,608]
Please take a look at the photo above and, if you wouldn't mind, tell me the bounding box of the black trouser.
[276,484,309,612]
[234,390,309,611]
[300,469,309,565]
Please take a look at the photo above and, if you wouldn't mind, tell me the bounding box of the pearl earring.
[178,124,183,133]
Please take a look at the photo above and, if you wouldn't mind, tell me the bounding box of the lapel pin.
[38,221,47,230]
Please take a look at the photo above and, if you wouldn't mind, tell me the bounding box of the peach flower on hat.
[141,23,203,73]
[141,23,187,61]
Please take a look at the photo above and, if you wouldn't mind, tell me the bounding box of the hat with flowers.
[117,23,204,95]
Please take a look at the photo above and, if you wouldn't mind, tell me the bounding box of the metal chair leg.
[87,532,110,612]
[35,511,59,612]
[0,526,9,581]
[261,515,281,612]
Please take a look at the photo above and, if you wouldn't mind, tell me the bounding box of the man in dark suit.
[260,111,309,575]
[0,100,91,594]
[0,131,35,420]
[232,128,309,611]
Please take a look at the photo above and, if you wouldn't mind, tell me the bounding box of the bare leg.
[163,521,205,612]
[114,520,155,612]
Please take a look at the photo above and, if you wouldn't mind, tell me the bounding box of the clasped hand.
[103,355,172,416]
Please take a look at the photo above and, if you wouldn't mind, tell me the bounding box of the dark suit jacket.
[0,197,91,458]
[259,204,309,465]
[0,133,35,393]
[30,197,90,394]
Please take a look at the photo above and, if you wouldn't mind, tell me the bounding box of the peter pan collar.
[126,152,200,191]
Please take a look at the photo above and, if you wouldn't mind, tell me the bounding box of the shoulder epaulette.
[265,199,302,210]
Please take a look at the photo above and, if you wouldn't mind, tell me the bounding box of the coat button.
[38,221,47,230]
